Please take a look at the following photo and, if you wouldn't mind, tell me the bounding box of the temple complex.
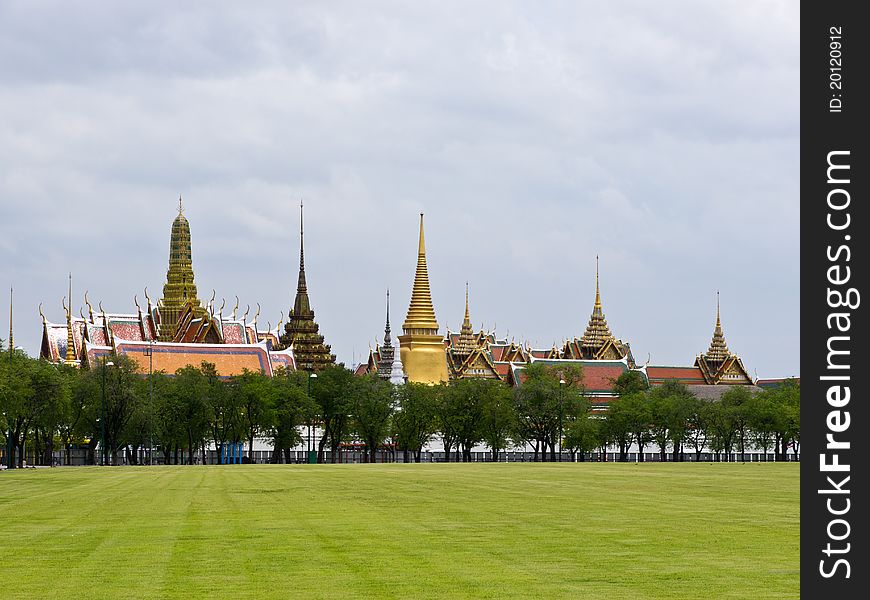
[275,203,335,372]
[39,200,294,377]
[397,214,449,384]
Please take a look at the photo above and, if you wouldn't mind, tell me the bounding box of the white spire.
[390,337,406,385]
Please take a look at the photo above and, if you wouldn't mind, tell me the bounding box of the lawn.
[0,463,798,599]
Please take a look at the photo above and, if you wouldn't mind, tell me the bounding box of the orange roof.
[116,341,272,377]
[647,366,706,382]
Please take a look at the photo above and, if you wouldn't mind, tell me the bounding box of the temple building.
[397,214,449,384]
[275,203,335,372]
[39,200,295,377]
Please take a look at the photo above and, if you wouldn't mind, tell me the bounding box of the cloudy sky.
[0,1,799,377]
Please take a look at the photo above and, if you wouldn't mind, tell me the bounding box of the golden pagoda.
[157,196,205,340]
[398,214,448,383]
[694,293,752,384]
[562,256,634,365]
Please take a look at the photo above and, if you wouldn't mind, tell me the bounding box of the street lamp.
[307,372,317,464]
[559,378,566,463]
[100,358,115,466]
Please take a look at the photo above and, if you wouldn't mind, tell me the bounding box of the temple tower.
[157,196,204,341]
[377,289,395,380]
[279,202,335,372]
[453,283,477,359]
[694,292,752,384]
[398,214,448,383]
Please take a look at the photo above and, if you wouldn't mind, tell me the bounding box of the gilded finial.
[178,194,184,214]
[232,296,239,319]
[39,302,46,326]
[267,320,271,333]
[219,298,226,315]
[242,304,250,323]
[134,294,141,311]
[62,295,69,316]
[716,290,721,329]
[277,310,284,332]
[84,291,94,322]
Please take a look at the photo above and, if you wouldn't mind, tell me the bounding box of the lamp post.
[307,372,317,464]
[100,358,115,466]
[559,379,565,462]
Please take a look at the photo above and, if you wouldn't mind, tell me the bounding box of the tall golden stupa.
[157,196,205,340]
[398,214,448,383]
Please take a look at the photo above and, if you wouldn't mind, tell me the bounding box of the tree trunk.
[491,448,498,462]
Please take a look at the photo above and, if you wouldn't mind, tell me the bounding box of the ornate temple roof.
[402,214,439,334]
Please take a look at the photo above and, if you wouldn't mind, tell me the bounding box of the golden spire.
[454,282,478,356]
[178,194,184,214]
[705,291,730,362]
[580,256,615,350]
[402,213,439,333]
[65,273,76,364]
[594,254,601,309]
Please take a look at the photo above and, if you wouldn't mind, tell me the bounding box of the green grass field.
[0,463,798,599]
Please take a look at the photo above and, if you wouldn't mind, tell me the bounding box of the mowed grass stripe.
[0,464,798,599]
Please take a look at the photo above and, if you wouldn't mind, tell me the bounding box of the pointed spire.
[455,282,476,355]
[65,273,76,364]
[158,196,201,340]
[281,200,334,371]
[580,256,615,350]
[402,213,439,333]
[705,291,730,362]
[178,194,184,214]
[299,199,306,275]
[594,255,601,310]
[293,200,310,313]
[383,289,392,347]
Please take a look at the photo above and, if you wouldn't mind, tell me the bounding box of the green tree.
[270,369,316,463]
[648,381,696,462]
[514,363,585,461]
[479,380,516,462]
[721,386,753,462]
[563,405,599,461]
[349,374,394,463]
[393,382,438,463]
[310,365,355,463]
[172,365,212,464]
[100,355,142,465]
[745,390,779,461]
[229,370,274,460]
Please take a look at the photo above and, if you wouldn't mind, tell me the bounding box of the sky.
[0,1,799,377]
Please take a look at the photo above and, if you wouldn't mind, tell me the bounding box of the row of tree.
[0,346,800,467]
